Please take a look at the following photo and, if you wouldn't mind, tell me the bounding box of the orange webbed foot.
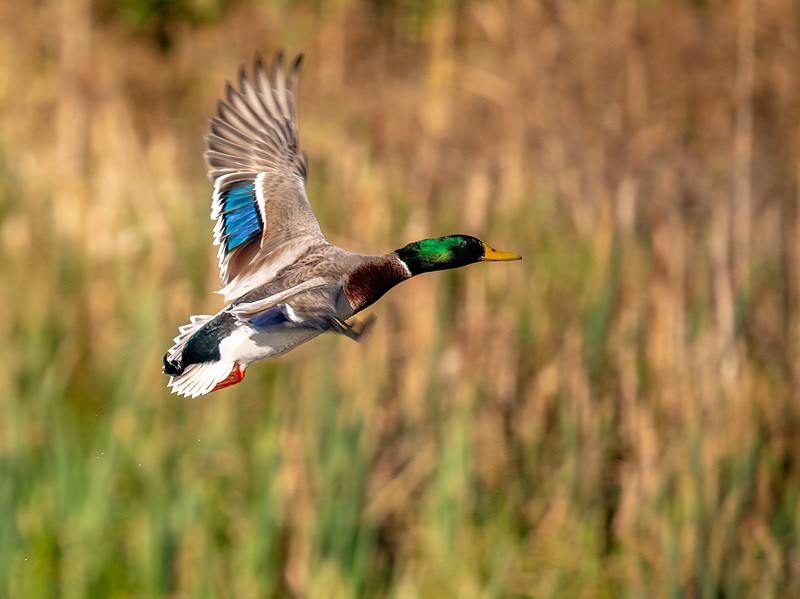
[211,364,245,392]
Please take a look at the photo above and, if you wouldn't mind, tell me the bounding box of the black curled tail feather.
[163,314,215,379]
[163,354,185,376]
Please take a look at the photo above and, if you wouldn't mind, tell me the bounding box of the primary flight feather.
[163,51,521,397]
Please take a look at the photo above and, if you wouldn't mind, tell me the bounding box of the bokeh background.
[2,0,799,596]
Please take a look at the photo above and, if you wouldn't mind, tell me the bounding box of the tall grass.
[1,0,799,596]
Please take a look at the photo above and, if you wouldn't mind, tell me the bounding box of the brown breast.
[343,256,411,312]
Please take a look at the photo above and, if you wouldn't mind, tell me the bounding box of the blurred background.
[1,0,799,596]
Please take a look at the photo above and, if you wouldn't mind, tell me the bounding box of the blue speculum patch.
[249,305,290,329]
[222,184,260,250]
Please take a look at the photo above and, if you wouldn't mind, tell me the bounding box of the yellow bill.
[481,243,522,262]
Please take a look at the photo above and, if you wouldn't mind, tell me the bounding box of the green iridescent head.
[396,235,521,276]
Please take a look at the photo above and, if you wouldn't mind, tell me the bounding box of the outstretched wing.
[206,51,325,295]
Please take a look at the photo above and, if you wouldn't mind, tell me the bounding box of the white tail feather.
[168,360,234,398]
[165,314,234,398]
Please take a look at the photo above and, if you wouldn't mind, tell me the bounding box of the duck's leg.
[341,314,376,342]
[315,313,375,342]
[211,364,245,392]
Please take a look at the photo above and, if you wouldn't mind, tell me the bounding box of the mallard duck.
[163,51,521,397]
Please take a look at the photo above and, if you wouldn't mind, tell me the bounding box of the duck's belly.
[220,326,324,368]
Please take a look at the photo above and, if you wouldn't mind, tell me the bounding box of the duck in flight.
[163,52,521,397]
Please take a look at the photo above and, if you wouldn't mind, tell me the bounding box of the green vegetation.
[1,0,799,596]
